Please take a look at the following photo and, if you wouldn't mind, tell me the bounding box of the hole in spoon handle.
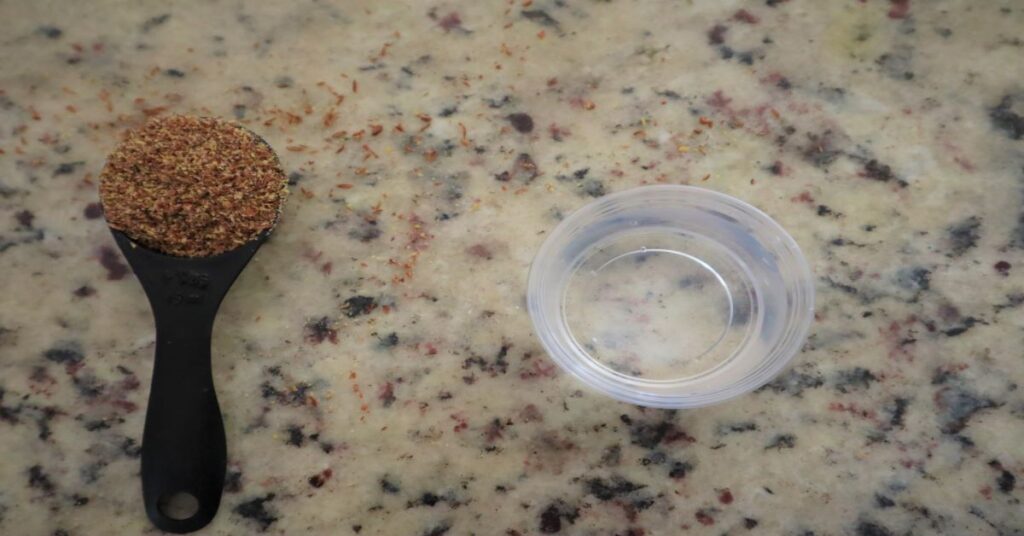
[141,316,226,534]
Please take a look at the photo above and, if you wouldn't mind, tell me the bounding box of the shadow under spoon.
[111,229,268,533]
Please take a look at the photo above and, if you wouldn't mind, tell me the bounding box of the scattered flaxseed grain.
[99,115,287,257]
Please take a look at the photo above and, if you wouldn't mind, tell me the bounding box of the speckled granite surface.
[1,1,1023,534]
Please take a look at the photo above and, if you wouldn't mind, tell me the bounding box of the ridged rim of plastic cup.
[527,185,814,408]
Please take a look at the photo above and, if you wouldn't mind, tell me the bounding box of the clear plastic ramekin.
[527,185,814,408]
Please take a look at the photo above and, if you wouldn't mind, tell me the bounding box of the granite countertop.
[2,1,1023,534]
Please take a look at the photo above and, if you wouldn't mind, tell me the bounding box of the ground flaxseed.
[100,115,287,257]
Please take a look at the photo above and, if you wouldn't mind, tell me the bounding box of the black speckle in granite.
[860,159,898,185]
[669,460,693,479]
[834,367,877,393]
[944,216,981,257]
[80,461,106,483]
[98,246,130,280]
[15,210,34,230]
[737,51,755,65]
[801,131,842,168]
[485,95,512,109]
[765,433,796,450]
[53,161,84,176]
[744,518,759,529]
[600,444,622,466]
[856,520,894,536]
[141,13,170,32]
[72,372,105,398]
[997,469,1015,493]
[585,476,645,501]
[936,27,953,38]
[83,202,103,219]
[234,493,278,531]
[895,266,930,293]
[377,332,400,348]
[233,104,247,119]
[539,503,563,533]
[761,367,824,396]
[708,24,728,45]
[935,386,998,434]
[28,465,56,496]
[309,468,333,488]
[343,295,377,317]
[876,49,914,81]
[381,476,401,494]
[224,470,242,492]
[886,398,910,428]
[717,421,758,435]
[640,451,667,466]
[438,105,458,117]
[352,525,362,533]
[656,90,682,101]
[164,68,185,78]
[71,494,89,506]
[44,345,83,366]
[305,316,338,345]
[940,316,977,337]
[522,10,560,29]
[349,220,382,243]
[628,417,693,449]
[53,531,69,536]
[823,276,859,296]
[817,205,838,217]
[989,94,1024,140]
[84,419,111,431]
[37,26,63,39]
[994,292,1024,313]
[421,523,450,536]
[719,46,735,60]
[274,76,294,89]
[580,179,606,198]
[507,113,534,133]
[285,424,305,447]
[875,494,895,508]
[120,437,141,457]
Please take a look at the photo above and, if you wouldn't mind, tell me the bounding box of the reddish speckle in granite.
[695,510,715,526]
[520,359,557,380]
[994,261,1011,276]
[888,0,910,19]
[451,413,468,433]
[979,486,992,499]
[954,156,976,172]
[549,123,571,141]
[438,12,463,32]
[466,244,493,260]
[97,246,129,280]
[717,489,734,504]
[708,24,728,45]
[519,404,543,423]
[84,202,103,219]
[309,468,333,488]
[828,401,878,421]
[791,191,815,204]
[15,210,34,228]
[377,382,396,407]
[733,9,759,24]
[707,90,732,111]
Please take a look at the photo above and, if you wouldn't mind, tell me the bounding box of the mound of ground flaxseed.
[99,115,287,257]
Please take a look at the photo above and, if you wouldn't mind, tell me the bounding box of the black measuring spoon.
[111,229,269,533]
